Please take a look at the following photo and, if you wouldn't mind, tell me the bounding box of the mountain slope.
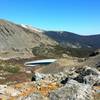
[0,19,100,59]
[0,19,57,59]
[44,31,100,49]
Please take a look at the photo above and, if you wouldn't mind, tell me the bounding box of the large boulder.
[49,80,93,100]
[31,72,46,81]
[74,66,100,85]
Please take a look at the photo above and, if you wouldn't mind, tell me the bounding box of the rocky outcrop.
[24,66,100,100]
[0,66,99,100]
[31,72,46,81]
[74,66,100,85]
[49,80,93,100]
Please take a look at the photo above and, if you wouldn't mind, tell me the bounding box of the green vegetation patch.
[0,61,20,73]
[32,44,94,58]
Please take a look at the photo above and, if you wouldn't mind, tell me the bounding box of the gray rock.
[0,85,7,94]
[75,66,100,76]
[74,66,100,85]
[84,74,99,85]
[49,80,93,100]
[32,72,46,81]
[22,93,47,100]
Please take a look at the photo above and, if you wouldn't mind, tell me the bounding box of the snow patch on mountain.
[21,24,43,33]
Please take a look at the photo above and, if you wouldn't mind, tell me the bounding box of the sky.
[0,0,100,35]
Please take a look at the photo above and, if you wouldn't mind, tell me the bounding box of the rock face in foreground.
[49,80,93,100]
[24,66,100,100]
[74,66,100,85]
[0,66,100,100]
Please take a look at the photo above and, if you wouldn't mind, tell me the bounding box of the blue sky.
[0,0,100,35]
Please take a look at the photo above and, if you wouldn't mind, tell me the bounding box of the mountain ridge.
[0,19,100,59]
[44,31,100,49]
[0,19,57,59]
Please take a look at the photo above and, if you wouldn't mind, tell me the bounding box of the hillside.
[44,31,100,49]
[0,19,100,59]
[0,19,57,59]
